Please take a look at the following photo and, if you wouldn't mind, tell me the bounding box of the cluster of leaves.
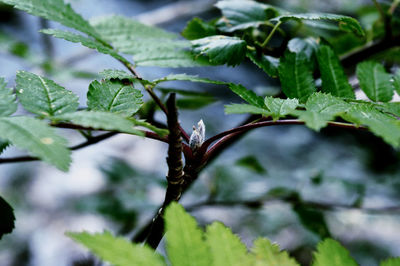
[68,203,400,266]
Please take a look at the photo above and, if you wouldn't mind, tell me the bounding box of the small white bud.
[197,119,205,143]
[189,119,206,151]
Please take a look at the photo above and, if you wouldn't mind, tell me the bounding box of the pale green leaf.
[356,61,393,102]
[278,50,316,102]
[287,38,318,60]
[377,102,400,117]
[380,258,400,266]
[87,80,143,116]
[246,50,279,78]
[0,77,17,116]
[0,0,102,40]
[205,222,248,266]
[192,36,246,66]
[0,116,70,171]
[182,17,217,40]
[153,74,226,85]
[225,104,270,115]
[16,71,79,117]
[312,238,357,266]
[264,97,299,120]
[99,69,134,81]
[393,69,400,95]
[54,111,145,136]
[317,45,354,98]
[92,15,203,67]
[272,13,364,36]
[40,29,129,65]
[342,104,400,147]
[67,231,165,266]
[251,238,299,266]
[229,84,265,108]
[165,202,211,266]
[215,0,279,32]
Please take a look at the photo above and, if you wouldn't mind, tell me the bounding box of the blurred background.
[0,0,400,265]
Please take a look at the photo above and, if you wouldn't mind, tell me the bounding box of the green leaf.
[287,38,318,60]
[0,140,9,154]
[0,116,71,171]
[16,71,79,117]
[215,0,279,32]
[278,50,316,102]
[272,13,364,36]
[177,97,216,110]
[225,104,270,115]
[153,74,226,85]
[356,61,393,102]
[293,204,331,238]
[380,258,400,266]
[229,83,265,108]
[192,36,246,66]
[246,50,279,78]
[316,45,354,98]
[342,104,400,147]
[67,231,165,266]
[294,93,350,131]
[87,80,143,116]
[165,202,211,266]
[393,69,400,95]
[0,196,15,239]
[40,29,129,65]
[54,111,146,136]
[0,0,103,41]
[236,155,266,174]
[0,77,17,116]
[99,69,134,81]
[205,222,248,266]
[264,97,299,120]
[312,239,357,266]
[92,15,203,68]
[377,102,400,117]
[250,238,299,266]
[182,17,217,40]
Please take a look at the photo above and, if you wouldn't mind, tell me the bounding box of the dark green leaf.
[16,71,79,117]
[229,83,265,108]
[225,104,270,115]
[0,140,9,154]
[316,45,354,98]
[153,74,226,85]
[278,50,315,102]
[293,204,331,238]
[246,50,279,78]
[356,61,393,102]
[312,239,358,266]
[0,196,15,239]
[264,96,299,120]
[236,155,266,174]
[177,97,216,110]
[182,17,217,40]
[87,80,143,116]
[0,77,17,116]
[192,36,246,66]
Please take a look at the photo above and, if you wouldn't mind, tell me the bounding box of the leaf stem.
[389,0,400,14]
[261,21,282,48]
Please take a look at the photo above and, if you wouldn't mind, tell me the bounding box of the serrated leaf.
[225,104,270,115]
[0,77,17,116]
[0,140,9,154]
[294,93,350,131]
[246,50,279,78]
[278,50,316,102]
[87,80,143,116]
[312,239,358,266]
[92,15,204,68]
[272,13,364,36]
[182,17,217,40]
[0,0,103,41]
[54,111,147,136]
[40,29,129,65]
[153,74,226,85]
[316,45,355,98]
[380,258,400,266]
[192,36,246,66]
[16,71,79,117]
[99,69,134,81]
[205,222,248,266]
[0,116,71,171]
[229,84,265,108]
[393,69,400,95]
[165,203,211,266]
[342,104,400,147]
[251,238,299,266]
[0,196,15,239]
[356,61,393,102]
[67,231,165,266]
[215,0,279,32]
[264,97,299,120]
